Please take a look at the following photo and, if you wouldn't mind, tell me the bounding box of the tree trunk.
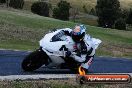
[6,0,10,8]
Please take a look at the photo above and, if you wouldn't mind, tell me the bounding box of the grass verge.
[0,79,132,88]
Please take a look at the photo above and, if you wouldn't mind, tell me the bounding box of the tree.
[126,9,132,25]
[121,9,129,19]
[31,2,50,17]
[5,0,10,8]
[83,5,88,14]
[96,0,121,28]
[115,18,126,30]
[0,0,6,3]
[9,0,24,9]
[89,8,96,16]
[53,0,71,21]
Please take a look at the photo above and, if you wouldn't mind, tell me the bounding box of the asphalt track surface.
[0,50,132,76]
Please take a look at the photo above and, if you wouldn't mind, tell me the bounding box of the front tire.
[22,48,49,71]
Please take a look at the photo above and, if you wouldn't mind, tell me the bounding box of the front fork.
[38,47,51,66]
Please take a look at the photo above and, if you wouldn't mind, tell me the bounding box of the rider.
[62,24,95,73]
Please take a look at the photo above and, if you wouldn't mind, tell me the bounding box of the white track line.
[0,74,76,81]
[0,73,131,81]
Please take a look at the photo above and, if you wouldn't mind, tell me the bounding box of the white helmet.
[71,24,86,42]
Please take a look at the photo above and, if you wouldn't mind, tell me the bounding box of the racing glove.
[65,50,71,57]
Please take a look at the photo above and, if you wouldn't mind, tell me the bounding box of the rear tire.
[22,47,49,71]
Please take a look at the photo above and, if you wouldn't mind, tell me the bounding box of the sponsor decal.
[77,66,131,84]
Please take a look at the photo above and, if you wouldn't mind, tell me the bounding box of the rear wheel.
[22,47,49,71]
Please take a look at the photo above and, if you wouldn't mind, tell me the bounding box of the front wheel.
[22,47,49,71]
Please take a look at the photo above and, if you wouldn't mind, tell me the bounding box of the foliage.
[121,9,129,19]
[31,1,50,17]
[53,0,71,21]
[115,18,126,30]
[126,9,132,25]
[0,0,5,3]
[89,8,96,16]
[83,5,88,13]
[96,0,121,28]
[9,0,24,9]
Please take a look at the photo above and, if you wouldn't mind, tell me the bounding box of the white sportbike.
[21,28,101,72]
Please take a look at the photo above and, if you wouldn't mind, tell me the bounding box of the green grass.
[0,9,132,58]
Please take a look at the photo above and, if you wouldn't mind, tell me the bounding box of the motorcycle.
[21,29,102,72]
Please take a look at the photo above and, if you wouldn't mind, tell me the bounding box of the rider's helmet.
[71,24,86,42]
